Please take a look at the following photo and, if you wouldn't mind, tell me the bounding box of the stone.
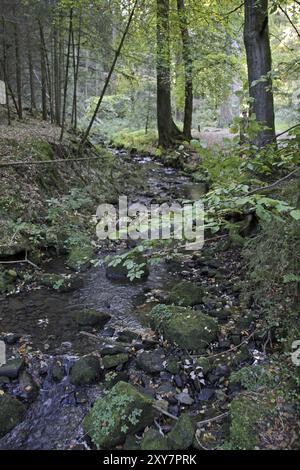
[19,371,39,402]
[66,244,94,272]
[150,304,219,353]
[116,330,140,343]
[0,358,25,379]
[102,353,129,369]
[100,344,127,356]
[175,392,194,406]
[197,388,215,401]
[83,381,155,449]
[136,349,166,374]
[195,357,212,376]
[4,333,20,345]
[75,309,111,328]
[141,429,170,450]
[167,414,195,450]
[0,394,26,438]
[52,360,65,382]
[169,281,203,307]
[70,356,102,386]
[165,358,180,375]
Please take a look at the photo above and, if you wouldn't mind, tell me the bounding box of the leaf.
[290,209,300,221]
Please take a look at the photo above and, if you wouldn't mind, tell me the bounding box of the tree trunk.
[53,25,61,125]
[13,15,22,119]
[2,16,11,125]
[177,0,193,140]
[244,0,276,147]
[40,33,47,120]
[157,0,184,148]
[60,9,73,141]
[27,26,36,112]
[71,12,81,130]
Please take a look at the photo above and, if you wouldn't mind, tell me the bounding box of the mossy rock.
[195,356,213,376]
[228,395,270,449]
[141,429,171,450]
[166,358,181,375]
[105,253,149,282]
[69,356,102,386]
[0,394,26,438]
[83,381,155,449]
[102,353,129,370]
[167,414,195,450]
[66,244,95,272]
[0,270,6,294]
[150,304,219,353]
[75,309,111,328]
[169,281,203,307]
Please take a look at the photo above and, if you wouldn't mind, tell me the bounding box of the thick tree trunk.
[157,0,183,148]
[2,16,11,125]
[244,0,276,147]
[177,0,193,141]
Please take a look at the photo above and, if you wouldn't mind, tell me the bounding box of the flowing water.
[0,152,208,450]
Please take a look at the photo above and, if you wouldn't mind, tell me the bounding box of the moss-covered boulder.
[0,270,6,294]
[105,252,149,282]
[167,414,195,450]
[40,273,83,293]
[0,394,26,438]
[66,244,95,272]
[141,429,171,450]
[83,381,155,449]
[69,356,102,386]
[228,395,269,449]
[102,353,129,370]
[169,281,203,307]
[150,304,219,353]
[0,358,25,379]
[75,309,111,328]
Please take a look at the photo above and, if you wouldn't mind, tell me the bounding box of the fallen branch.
[0,256,39,270]
[196,412,229,428]
[247,166,300,196]
[153,404,179,421]
[0,154,106,168]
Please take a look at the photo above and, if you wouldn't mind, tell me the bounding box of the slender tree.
[177,0,193,141]
[13,14,23,119]
[244,0,276,147]
[157,0,183,148]
[60,8,73,141]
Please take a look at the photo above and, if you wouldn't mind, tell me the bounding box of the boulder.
[167,414,195,450]
[70,356,102,386]
[141,429,170,450]
[66,244,94,272]
[150,304,219,353]
[75,309,111,328]
[83,381,155,448]
[0,358,25,379]
[136,349,166,374]
[102,353,129,370]
[0,394,26,438]
[169,281,203,307]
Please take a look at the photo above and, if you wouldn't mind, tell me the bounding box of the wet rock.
[169,281,203,307]
[167,414,195,450]
[75,309,111,328]
[116,330,140,343]
[102,353,129,370]
[69,356,102,386]
[66,244,94,272]
[156,382,176,396]
[136,349,165,374]
[40,273,83,293]
[166,358,180,375]
[0,358,25,379]
[100,344,127,356]
[150,304,219,353]
[174,374,184,389]
[197,388,215,401]
[141,429,170,450]
[19,371,39,402]
[105,253,149,282]
[52,360,65,382]
[175,392,194,406]
[4,333,20,345]
[83,381,155,448]
[0,394,26,438]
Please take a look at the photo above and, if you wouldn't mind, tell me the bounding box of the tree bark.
[157,0,183,148]
[60,8,73,141]
[177,0,193,140]
[2,16,11,125]
[244,0,276,147]
[40,31,48,120]
[13,15,22,119]
[27,25,36,112]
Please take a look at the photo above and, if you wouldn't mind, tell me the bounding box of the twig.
[193,330,256,360]
[196,412,229,428]
[278,5,300,38]
[0,155,106,168]
[154,418,165,436]
[0,258,39,270]
[247,166,300,196]
[223,2,244,17]
[153,405,179,421]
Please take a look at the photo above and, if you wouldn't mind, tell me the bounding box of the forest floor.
[0,118,299,450]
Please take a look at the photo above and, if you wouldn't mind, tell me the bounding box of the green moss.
[83,381,154,449]
[0,394,26,438]
[229,365,278,392]
[102,353,129,369]
[150,304,219,352]
[66,244,95,271]
[141,429,170,450]
[69,356,101,386]
[167,414,195,450]
[169,281,203,307]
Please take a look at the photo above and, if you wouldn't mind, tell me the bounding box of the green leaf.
[290,209,300,221]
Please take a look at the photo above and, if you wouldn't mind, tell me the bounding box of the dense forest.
[0,0,300,454]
